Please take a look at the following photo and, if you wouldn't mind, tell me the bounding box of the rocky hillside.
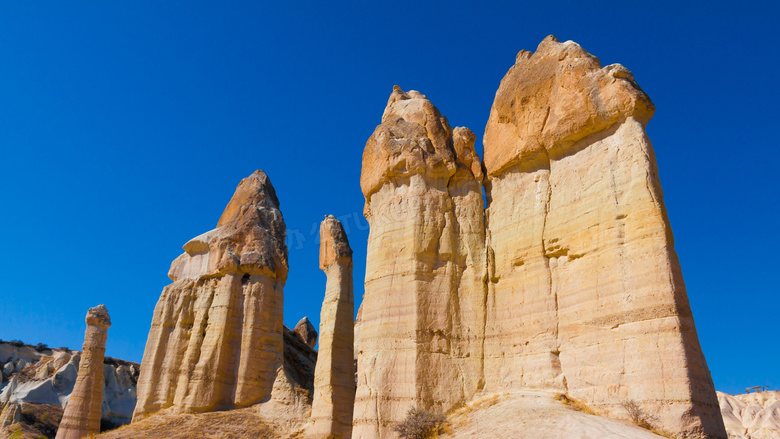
[718,391,780,439]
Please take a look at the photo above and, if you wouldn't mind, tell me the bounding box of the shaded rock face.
[56,305,111,439]
[481,36,725,438]
[308,216,355,439]
[355,87,486,438]
[294,317,318,349]
[133,170,289,420]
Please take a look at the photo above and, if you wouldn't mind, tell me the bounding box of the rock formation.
[56,305,111,439]
[354,37,726,439]
[308,216,355,439]
[481,35,725,438]
[0,341,139,428]
[294,317,318,349]
[354,87,487,438]
[718,391,780,439]
[133,170,289,420]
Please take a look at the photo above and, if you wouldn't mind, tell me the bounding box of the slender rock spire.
[56,305,110,439]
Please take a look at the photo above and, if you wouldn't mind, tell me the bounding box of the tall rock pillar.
[56,305,111,439]
[482,35,726,438]
[133,170,288,420]
[353,87,486,438]
[308,215,355,439]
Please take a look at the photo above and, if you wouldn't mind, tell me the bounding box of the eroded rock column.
[482,35,726,438]
[353,87,486,438]
[308,216,355,439]
[56,305,110,439]
[133,170,288,420]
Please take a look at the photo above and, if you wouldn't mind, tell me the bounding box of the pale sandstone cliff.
[133,170,291,420]
[718,391,780,439]
[354,87,486,438]
[308,216,355,439]
[481,35,725,438]
[56,305,111,439]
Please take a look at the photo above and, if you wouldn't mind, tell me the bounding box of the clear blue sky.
[1,1,777,396]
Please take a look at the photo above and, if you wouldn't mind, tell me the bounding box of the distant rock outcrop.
[718,391,780,439]
[294,317,318,349]
[0,342,138,428]
[56,305,111,439]
[308,216,355,439]
[133,170,291,420]
[355,87,486,438]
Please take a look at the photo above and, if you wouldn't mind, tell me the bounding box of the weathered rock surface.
[0,402,63,439]
[718,391,780,439]
[481,35,725,438]
[354,87,486,438]
[294,317,318,349]
[133,170,290,420]
[56,305,111,439]
[308,216,355,439]
[0,342,139,427]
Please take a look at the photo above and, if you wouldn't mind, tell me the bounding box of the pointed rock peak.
[320,216,352,269]
[217,170,279,227]
[86,304,110,328]
[484,36,655,176]
[294,317,318,349]
[381,85,445,129]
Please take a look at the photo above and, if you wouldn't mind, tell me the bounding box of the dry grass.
[393,407,447,439]
[92,407,275,439]
[554,393,596,416]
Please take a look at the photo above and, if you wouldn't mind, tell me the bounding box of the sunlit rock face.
[482,35,725,438]
[354,87,487,439]
[718,391,780,439]
[133,170,289,420]
[55,305,111,439]
[308,216,355,439]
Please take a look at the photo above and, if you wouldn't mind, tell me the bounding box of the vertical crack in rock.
[354,87,486,438]
[55,305,111,439]
[308,216,355,439]
[133,170,289,421]
[482,35,727,438]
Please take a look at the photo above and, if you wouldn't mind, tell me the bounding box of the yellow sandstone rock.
[308,216,355,439]
[354,87,487,438]
[133,170,289,420]
[55,305,110,439]
[482,36,725,438]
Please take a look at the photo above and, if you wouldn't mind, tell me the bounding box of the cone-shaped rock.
[133,170,288,420]
[354,87,486,438]
[482,36,726,438]
[308,215,355,439]
[55,305,110,439]
[294,317,318,349]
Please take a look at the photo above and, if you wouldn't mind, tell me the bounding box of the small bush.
[34,343,48,352]
[9,340,24,347]
[621,399,658,430]
[58,346,69,352]
[393,407,447,439]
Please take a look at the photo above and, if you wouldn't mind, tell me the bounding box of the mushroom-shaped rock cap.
[483,35,655,176]
[319,215,352,269]
[293,317,318,349]
[361,86,480,198]
[218,170,280,227]
[85,304,111,328]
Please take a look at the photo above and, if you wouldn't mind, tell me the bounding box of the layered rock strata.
[481,36,725,438]
[133,170,289,420]
[354,87,486,438]
[308,216,355,439]
[56,305,111,439]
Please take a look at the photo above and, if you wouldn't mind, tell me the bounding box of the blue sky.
[0,1,777,395]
